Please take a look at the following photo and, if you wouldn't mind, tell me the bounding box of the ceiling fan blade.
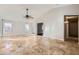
[29,16,33,19]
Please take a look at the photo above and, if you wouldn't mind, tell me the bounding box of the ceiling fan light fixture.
[24,8,33,19]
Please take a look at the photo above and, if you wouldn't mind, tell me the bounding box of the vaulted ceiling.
[0,4,69,21]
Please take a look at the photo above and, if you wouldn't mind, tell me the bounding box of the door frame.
[64,15,79,42]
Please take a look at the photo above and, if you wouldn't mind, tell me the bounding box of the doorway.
[37,23,43,36]
[64,15,78,42]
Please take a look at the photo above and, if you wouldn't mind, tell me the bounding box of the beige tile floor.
[0,36,79,55]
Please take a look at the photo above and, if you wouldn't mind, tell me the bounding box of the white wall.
[0,5,36,37]
[0,20,34,36]
[35,5,79,40]
[0,4,79,40]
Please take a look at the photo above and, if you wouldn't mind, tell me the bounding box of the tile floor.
[0,36,79,55]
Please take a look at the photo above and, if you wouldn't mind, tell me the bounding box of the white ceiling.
[0,4,69,21]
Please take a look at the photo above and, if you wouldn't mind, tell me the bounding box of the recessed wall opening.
[64,15,78,43]
[37,23,43,36]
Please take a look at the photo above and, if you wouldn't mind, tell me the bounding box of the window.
[4,23,12,32]
[25,24,29,32]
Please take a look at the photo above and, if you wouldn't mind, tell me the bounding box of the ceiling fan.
[24,8,33,19]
